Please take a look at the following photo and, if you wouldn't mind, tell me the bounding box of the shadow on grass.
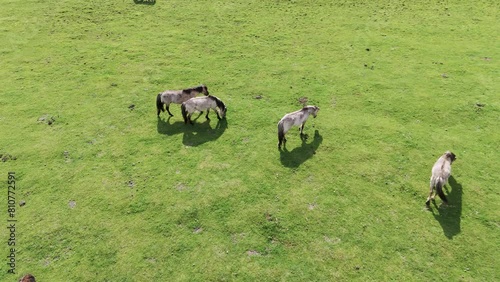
[430,175,463,239]
[156,116,185,136]
[133,0,156,5]
[279,130,322,168]
[156,116,228,147]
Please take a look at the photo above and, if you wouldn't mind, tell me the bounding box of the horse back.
[161,90,195,104]
[184,96,214,112]
[431,157,452,182]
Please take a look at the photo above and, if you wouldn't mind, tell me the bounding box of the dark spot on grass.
[133,0,156,5]
[298,97,308,105]
[1,154,17,162]
[38,114,56,125]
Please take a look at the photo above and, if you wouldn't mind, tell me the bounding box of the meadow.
[1,0,499,281]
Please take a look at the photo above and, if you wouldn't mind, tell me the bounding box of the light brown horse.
[181,95,227,125]
[426,151,456,207]
[156,85,209,117]
[277,105,319,149]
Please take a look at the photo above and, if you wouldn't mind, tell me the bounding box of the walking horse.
[278,105,319,149]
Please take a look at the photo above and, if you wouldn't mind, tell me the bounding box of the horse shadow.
[279,130,323,168]
[430,175,463,239]
[157,115,228,146]
[182,118,228,147]
[156,116,185,136]
[133,0,156,5]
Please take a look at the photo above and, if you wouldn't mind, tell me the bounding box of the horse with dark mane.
[278,105,319,149]
[181,95,227,125]
[156,85,209,116]
[426,151,457,207]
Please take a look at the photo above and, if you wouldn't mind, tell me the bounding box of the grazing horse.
[426,151,457,207]
[181,95,227,125]
[156,85,209,117]
[278,105,319,149]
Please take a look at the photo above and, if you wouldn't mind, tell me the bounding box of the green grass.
[1,0,499,281]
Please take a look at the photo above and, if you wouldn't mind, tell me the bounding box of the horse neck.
[211,99,220,111]
[300,109,312,120]
[304,107,316,117]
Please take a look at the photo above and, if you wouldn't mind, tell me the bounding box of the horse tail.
[436,180,448,204]
[156,93,164,116]
[181,103,188,123]
[277,120,285,149]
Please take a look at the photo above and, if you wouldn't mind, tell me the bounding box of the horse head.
[445,151,456,163]
[307,105,320,118]
[217,99,227,118]
[201,84,209,96]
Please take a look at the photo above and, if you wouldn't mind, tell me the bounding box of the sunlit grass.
[1,0,498,280]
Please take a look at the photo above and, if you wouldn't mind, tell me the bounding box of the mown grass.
[1,0,499,281]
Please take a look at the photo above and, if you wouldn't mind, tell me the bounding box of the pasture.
[1,0,499,281]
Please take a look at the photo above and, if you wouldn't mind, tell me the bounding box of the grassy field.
[1,0,499,281]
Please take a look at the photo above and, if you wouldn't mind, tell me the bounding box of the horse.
[181,95,227,125]
[426,151,456,207]
[277,105,319,149]
[156,84,209,117]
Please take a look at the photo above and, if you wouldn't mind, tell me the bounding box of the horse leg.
[278,132,284,149]
[205,109,211,120]
[278,136,287,149]
[189,114,194,125]
[166,104,174,117]
[300,122,310,140]
[425,185,434,207]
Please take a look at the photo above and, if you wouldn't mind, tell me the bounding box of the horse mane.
[208,95,226,111]
[302,105,318,112]
[182,84,206,94]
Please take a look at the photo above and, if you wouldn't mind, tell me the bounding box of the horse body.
[156,85,209,116]
[426,151,456,206]
[278,105,319,149]
[181,95,227,124]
